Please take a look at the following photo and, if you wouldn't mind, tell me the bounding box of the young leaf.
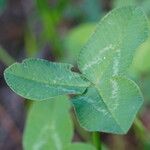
[4,58,89,101]
[23,96,73,150]
[72,77,143,134]
[73,7,149,134]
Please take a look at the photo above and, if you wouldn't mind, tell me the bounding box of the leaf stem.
[71,111,90,142]
[133,117,150,147]
[0,47,15,66]
[134,118,149,137]
[92,132,101,150]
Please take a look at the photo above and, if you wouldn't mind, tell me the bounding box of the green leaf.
[4,58,89,101]
[73,7,149,134]
[63,23,96,63]
[72,77,143,134]
[132,38,150,74]
[113,0,137,8]
[65,143,96,150]
[140,0,150,17]
[23,96,73,150]
[78,7,149,84]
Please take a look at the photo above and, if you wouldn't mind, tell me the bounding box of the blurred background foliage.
[0,0,150,150]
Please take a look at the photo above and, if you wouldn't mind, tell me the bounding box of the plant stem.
[71,111,91,142]
[0,47,15,66]
[92,132,101,150]
[133,117,150,148]
[134,118,149,140]
[36,0,64,59]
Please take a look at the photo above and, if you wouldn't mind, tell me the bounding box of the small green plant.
[3,6,149,149]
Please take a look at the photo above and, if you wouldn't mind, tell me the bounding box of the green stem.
[36,0,64,59]
[0,47,15,66]
[133,118,150,146]
[134,118,146,140]
[24,26,38,57]
[92,132,101,150]
[71,111,90,142]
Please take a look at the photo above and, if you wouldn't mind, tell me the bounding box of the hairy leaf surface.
[4,58,89,101]
[73,7,149,134]
[78,7,149,84]
[73,77,143,134]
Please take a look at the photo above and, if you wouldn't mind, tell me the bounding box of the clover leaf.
[4,6,149,134]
